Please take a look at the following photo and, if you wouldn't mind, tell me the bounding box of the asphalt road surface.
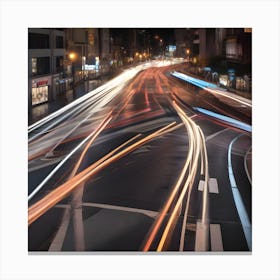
[28,60,252,252]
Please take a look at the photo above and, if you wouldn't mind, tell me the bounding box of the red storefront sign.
[37,80,48,87]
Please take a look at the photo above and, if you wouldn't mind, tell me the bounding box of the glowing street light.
[69,52,77,87]
[69,52,76,61]
[186,49,190,61]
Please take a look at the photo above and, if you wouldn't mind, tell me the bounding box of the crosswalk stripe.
[210,224,223,251]
[198,180,204,191]
[209,178,219,193]
[195,222,208,251]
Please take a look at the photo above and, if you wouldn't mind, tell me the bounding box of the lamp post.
[69,52,76,88]
[186,48,190,61]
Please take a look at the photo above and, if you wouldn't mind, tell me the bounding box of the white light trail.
[28,114,112,201]
[28,62,167,134]
[194,107,252,132]
[228,135,252,251]
[28,122,178,225]
[171,71,252,108]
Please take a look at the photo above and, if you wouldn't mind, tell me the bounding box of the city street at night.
[28,39,252,251]
[1,1,280,280]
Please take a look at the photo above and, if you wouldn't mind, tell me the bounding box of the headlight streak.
[44,110,97,158]
[28,84,123,144]
[28,84,126,160]
[194,107,252,132]
[28,86,107,133]
[28,122,178,225]
[142,100,209,252]
[28,113,112,201]
[50,132,144,251]
[171,71,252,108]
[198,126,209,226]
[142,112,194,251]
[28,99,94,143]
[180,126,206,251]
[28,62,163,134]
[60,112,113,252]
[156,102,203,251]
[244,146,252,186]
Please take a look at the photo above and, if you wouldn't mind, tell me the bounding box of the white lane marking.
[51,201,159,251]
[195,221,209,251]
[244,146,252,186]
[198,178,219,194]
[228,135,252,251]
[209,178,219,194]
[82,202,158,218]
[210,224,223,251]
[48,207,71,251]
[205,128,229,142]
[198,180,205,191]
[45,112,94,157]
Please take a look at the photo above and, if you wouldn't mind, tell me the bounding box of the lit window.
[32,58,37,74]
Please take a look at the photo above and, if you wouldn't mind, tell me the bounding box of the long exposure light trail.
[28,113,112,201]
[28,84,123,144]
[28,122,178,225]
[142,114,194,251]
[28,59,251,252]
[49,133,143,251]
[171,71,252,108]
[156,102,208,251]
[194,107,252,132]
[142,99,208,252]
[28,66,143,133]
[45,110,97,158]
[28,61,177,134]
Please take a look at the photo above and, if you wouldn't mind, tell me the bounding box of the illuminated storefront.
[219,75,228,87]
[31,78,50,105]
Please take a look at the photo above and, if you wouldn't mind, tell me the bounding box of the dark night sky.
[110,28,175,46]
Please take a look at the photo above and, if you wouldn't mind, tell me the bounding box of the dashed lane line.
[198,178,219,194]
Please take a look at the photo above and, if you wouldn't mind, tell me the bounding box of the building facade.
[65,28,112,82]
[28,28,68,110]
[174,28,252,92]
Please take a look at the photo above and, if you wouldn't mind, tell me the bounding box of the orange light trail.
[142,100,209,252]
[28,122,177,226]
[28,113,113,201]
[157,106,202,251]
[142,117,194,251]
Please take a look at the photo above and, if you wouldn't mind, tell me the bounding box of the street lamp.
[186,48,190,61]
[69,52,76,60]
[69,52,77,87]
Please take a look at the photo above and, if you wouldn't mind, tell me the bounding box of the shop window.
[32,85,48,105]
[32,58,37,75]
